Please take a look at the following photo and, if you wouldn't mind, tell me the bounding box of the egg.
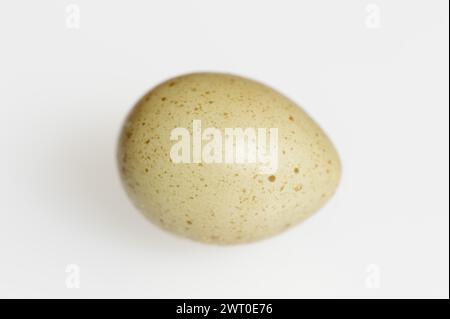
[118,72,341,244]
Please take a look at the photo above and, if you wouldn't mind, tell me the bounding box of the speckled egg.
[118,72,341,244]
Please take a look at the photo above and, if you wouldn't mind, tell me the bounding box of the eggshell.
[118,73,341,244]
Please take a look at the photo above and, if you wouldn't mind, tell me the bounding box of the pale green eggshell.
[118,73,341,244]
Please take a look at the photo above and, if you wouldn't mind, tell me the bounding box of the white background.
[0,0,448,298]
